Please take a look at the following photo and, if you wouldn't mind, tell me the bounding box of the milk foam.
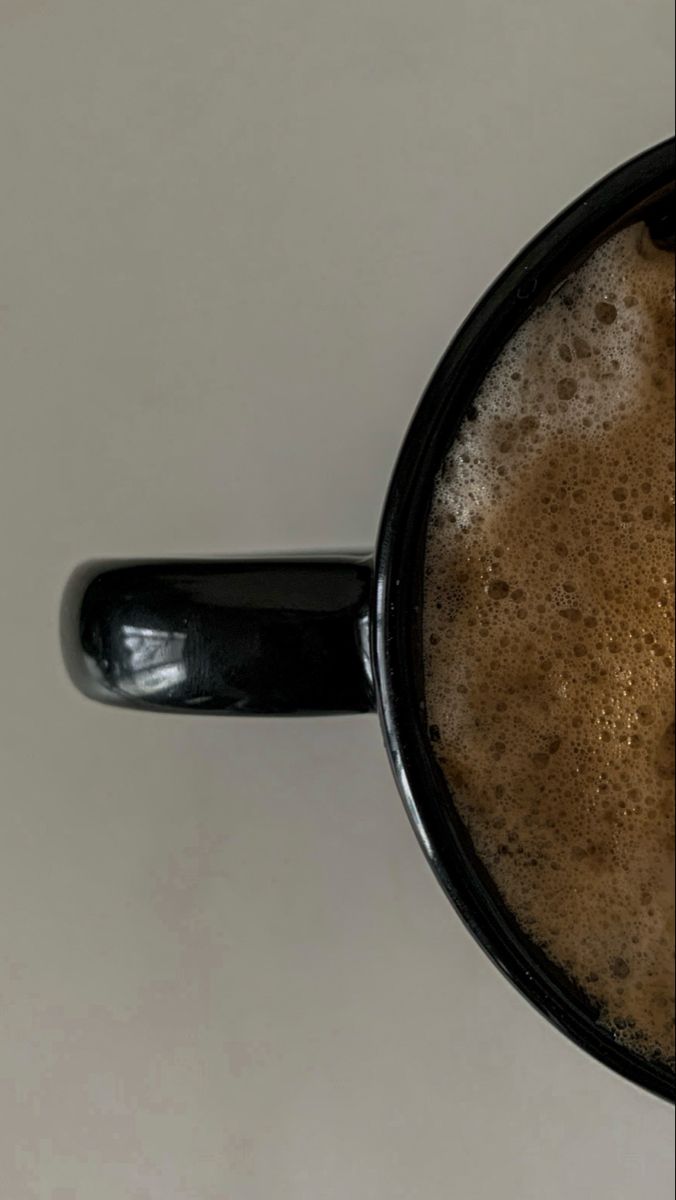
[424,223,675,1065]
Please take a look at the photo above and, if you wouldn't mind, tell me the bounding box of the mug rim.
[373,136,676,1101]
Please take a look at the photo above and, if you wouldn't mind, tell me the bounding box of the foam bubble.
[424,223,675,1066]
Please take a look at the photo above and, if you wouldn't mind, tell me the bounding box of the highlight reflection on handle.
[61,557,375,715]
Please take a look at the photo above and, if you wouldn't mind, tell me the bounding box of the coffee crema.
[423,222,675,1066]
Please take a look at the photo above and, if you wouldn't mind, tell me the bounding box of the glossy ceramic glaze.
[62,558,373,714]
[63,138,675,1100]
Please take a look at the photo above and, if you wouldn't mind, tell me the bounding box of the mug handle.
[61,557,375,715]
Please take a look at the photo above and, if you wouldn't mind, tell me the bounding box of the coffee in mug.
[424,222,675,1066]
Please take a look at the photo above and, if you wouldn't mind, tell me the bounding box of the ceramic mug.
[62,138,675,1100]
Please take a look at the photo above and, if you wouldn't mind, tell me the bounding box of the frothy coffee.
[424,222,675,1065]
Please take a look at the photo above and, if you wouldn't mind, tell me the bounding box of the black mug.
[62,138,675,1101]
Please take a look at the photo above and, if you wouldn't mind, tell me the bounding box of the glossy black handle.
[61,557,375,715]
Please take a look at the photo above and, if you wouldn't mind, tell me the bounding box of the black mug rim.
[373,136,676,1102]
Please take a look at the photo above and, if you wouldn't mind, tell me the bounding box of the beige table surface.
[1,2,674,1197]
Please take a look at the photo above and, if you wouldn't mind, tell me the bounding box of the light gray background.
[1,2,674,1197]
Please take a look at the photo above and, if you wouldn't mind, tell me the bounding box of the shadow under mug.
[62,138,675,1101]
